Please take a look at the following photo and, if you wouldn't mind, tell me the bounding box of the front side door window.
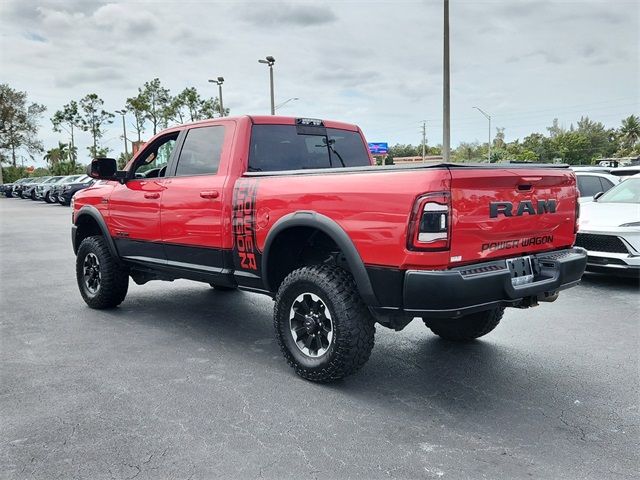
[131,134,179,179]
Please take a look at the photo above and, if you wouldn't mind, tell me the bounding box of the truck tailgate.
[449,168,577,264]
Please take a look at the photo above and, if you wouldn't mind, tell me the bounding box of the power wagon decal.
[232,179,261,275]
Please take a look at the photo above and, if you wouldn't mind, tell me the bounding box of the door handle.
[144,192,160,199]
[200,190,219,199]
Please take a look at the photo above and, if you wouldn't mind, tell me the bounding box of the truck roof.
[165,115,360,132]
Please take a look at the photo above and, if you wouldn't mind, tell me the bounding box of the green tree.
[386,143,419,162]
[574,116,616,161]
[51,101,81,162]
[1,165,29,182]
[453,141,481,162]
[200,96,228,119]
[551,130,590,165]
[44,142,70,167]
[117,151,133,169]
[0,84,46,167]
[619,115,640,151]
[493,127,506,149]
[521,133,553,162]
[139,78,171,134]
[547,118,564,138]
[125,95,148,142]
[79,93,114,158]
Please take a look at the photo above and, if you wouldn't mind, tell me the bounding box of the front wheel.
[424,307,504,341]
[274,265,375,382]
[44,192,53,203]
[76,236,129,309]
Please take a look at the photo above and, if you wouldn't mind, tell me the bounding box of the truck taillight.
[408,192,451,251]
[574,188,580,234]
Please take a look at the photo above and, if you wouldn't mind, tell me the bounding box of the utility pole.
[258,56,276,115]
[421,121,427,162]
[473,106,492,162]
[115,110,128,156]
[443,0,451,162]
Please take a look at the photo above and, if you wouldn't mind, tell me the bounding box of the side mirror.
[593,191,604,201]
[87,157,117,179]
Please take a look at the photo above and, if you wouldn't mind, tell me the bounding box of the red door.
[108,132,180,260]
[160,124,231,270]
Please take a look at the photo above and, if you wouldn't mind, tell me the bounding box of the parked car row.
[1,175,96,205]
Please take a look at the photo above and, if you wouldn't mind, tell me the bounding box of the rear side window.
[248,125,370,172]
[577,175,603,197]
[175,126,225,176]
[599,177,614,192]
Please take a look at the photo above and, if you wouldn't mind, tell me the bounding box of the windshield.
[248,125,370,172]
[597,178,640,204]
[63,175,82,183]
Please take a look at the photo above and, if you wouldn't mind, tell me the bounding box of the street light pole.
[115,109,128,156]
[208,77,225,117]
[473,106,492,162]
[443,0,450,162]
[258,56,276,115]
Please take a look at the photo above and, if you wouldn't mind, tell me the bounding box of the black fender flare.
[261,211,379,307]
[72,205,121,264]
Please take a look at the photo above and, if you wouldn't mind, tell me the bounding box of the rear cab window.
[248,122,370,172]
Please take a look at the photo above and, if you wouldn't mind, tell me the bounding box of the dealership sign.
[368,142,388,155]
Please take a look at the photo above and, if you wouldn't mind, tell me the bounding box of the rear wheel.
[424,307,504,341]
[274,265,375,382]
[76,236,129,309]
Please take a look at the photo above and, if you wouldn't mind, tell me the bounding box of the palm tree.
[620,115,640,148]
[57,142,69,162]
[44,147,62,167]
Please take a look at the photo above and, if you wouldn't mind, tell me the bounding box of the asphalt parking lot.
[1,198,638,480]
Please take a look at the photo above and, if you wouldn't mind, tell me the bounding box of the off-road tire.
[76,235,129,309]
[274,265,375,382]
[425,307,504,341]
[209,283,237,291]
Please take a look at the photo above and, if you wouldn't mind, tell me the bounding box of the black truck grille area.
[575,233,628,254]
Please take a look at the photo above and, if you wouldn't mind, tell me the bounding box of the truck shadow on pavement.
[100,283,601,419]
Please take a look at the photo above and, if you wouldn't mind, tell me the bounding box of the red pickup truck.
[72,116,587,382]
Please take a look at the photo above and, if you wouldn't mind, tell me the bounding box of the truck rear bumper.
[399,247,587,318]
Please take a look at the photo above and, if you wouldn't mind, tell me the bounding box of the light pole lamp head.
[259,56,275,66]
[116,109,127,116]
[217,76,224,83]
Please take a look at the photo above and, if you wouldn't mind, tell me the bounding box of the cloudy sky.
[1,0,638,165]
